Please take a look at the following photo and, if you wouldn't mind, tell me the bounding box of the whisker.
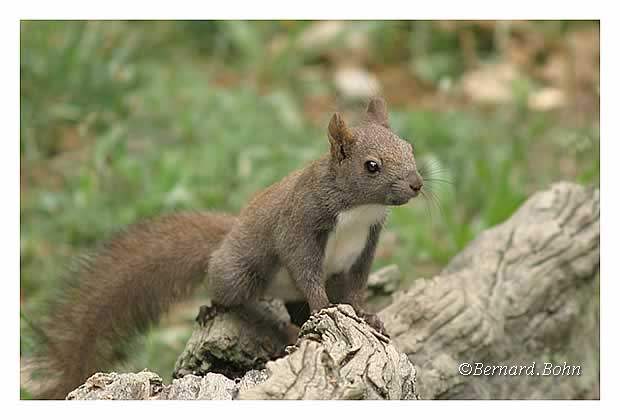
[417,158,451,180]
[419,164,449,174]
[419,167,446,177]
[414,155,453,225]
[422,177,454,186]
[419,189,435,222]
[421,185,446,220]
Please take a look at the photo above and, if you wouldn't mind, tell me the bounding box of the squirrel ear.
[366,97,389,128]
[328,112,354,162]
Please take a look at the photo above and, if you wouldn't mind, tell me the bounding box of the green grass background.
[20,20,599,384]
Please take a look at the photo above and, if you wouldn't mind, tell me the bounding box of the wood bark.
[67,182,599,400]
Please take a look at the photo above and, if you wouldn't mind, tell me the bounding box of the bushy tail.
[30,211,236,399]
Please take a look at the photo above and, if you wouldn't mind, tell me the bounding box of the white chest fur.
[323,204,387,276]
[264,204,386,300]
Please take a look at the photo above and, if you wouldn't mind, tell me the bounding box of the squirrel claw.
[196,303,227,326]
[360,312,389,337]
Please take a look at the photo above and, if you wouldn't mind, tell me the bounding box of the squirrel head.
[327,97,423,206]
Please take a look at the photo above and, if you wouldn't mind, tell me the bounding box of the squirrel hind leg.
[207,262,266,307]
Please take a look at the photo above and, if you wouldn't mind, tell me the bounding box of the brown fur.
[34,98,423,399]
[37,212,236,399]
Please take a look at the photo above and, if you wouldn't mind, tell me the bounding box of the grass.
[20,20,599,386]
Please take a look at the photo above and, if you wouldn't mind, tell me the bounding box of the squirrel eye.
[365,160,380,173]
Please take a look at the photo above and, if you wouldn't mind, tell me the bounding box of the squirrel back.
[32,211,236,399]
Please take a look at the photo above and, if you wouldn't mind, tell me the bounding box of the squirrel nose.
[408,173,423,194]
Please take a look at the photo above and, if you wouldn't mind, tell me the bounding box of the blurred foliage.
[20,20,599,383]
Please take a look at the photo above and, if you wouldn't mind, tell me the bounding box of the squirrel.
[32,97,423,399]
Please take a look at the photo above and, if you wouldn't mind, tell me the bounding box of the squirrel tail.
[29,211,236,399]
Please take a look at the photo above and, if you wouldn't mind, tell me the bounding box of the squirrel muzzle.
[388,169,424,205]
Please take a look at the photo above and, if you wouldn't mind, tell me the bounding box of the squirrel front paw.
[360,312,389,337]
[196,303,228,326]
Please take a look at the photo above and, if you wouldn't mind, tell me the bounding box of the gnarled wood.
[237,305,418,400]
[172,299,293,379]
